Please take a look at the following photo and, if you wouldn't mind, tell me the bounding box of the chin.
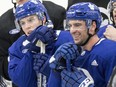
[26,34,29,36]
[74,40,79,45]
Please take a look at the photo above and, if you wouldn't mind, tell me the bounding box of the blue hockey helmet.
[66,2,102,29]
[15,0,52,26]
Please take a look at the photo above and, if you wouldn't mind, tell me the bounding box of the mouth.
[114,15,116,20]
[27,31,32,35]
[26,30,33,36]
[73,35,80,41]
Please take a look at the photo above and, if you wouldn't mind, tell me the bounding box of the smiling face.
[19,15,43,36]
[68,20,89,46]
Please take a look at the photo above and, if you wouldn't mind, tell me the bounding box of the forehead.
[19,15,37,21]
[68,20,85,24]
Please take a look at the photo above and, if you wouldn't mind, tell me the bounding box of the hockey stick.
[36,40,46,87]
[35,22,53,87]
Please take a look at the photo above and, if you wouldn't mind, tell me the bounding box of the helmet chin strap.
[80,19,93,46]
[80,32,93,46]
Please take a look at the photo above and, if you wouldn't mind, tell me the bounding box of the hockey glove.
[22,25,56,53]
[49,42,80,71]
[22,30,40,53]
[61,68,94,87]
[35,26,57,44]
[33,53,50,76]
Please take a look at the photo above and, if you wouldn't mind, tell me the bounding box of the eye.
[28,17,35,22]
[20,21,25,26]
[73,23,80,27]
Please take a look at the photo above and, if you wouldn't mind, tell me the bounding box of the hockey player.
[0,0,28,85]
[49,2,116,87]
[101,0,116,87]
[8,0,73,87]
[49,42,94,87]
[0,0,66,86]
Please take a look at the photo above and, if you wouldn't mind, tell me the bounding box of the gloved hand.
[61,68,94,87]
[49,42,80,71]
[33,53,49,73]
[22,29,40,53]
[35,25,57,44]
[22,25,56,53]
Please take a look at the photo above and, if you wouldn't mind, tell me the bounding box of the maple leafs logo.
[88,3,95,10]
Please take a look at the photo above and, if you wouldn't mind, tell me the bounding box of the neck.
[82,34,99,51]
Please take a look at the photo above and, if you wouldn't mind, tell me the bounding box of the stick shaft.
[36,41,46,87]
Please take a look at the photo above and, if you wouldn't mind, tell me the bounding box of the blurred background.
[0,0,68,16]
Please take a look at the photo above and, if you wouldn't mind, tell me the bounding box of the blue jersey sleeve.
[8,36,37,87]
[97,25,107,37]
[53,30,74,52]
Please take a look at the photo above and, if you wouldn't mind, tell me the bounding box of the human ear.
[89,21,96,35]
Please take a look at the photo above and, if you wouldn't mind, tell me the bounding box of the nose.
[24,23,32,30]
[70,26,77,34]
